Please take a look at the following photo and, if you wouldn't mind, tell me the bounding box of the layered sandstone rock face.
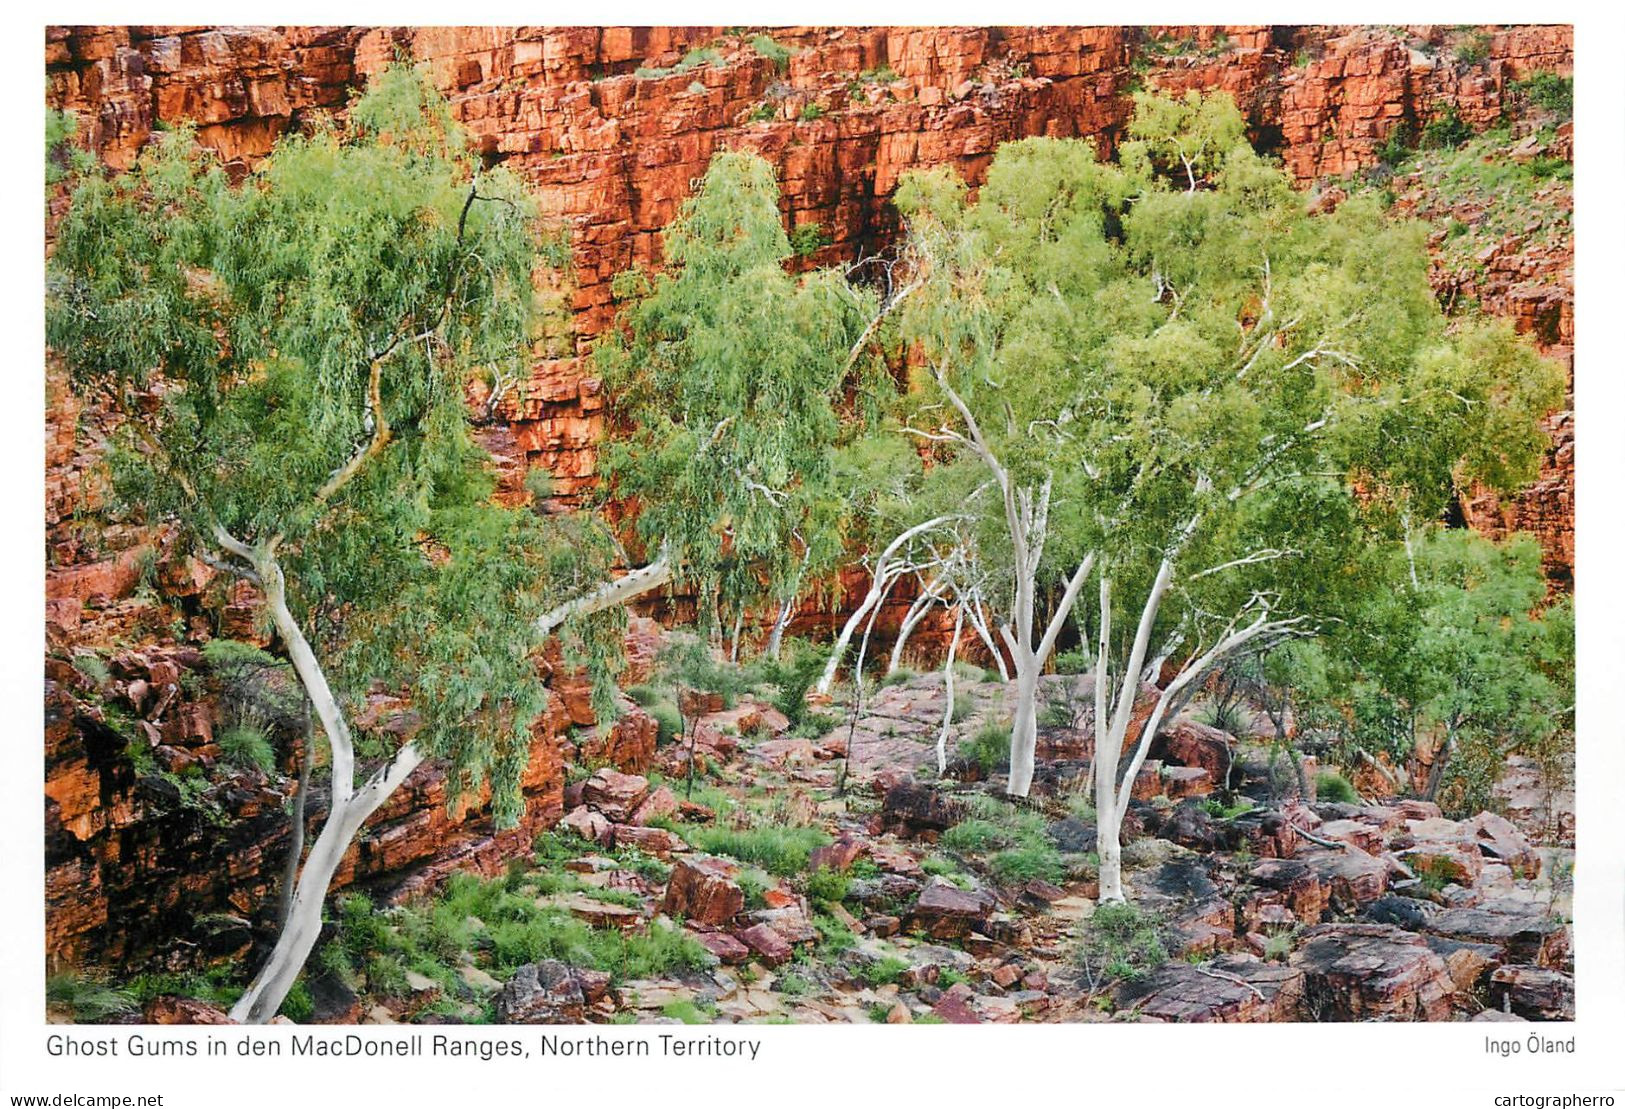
[42,23,1575,966]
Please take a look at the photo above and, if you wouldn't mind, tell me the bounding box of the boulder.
[1425,902,1570,968]
[661,855,744,926]
[908,877,995,940]
[1291,923,1457,1021]
[736,922,793,965]
[1247,858,1329,925]
[880,778,964,837]
[808,835,867,873]
[1118,953,1305,1022]
[1465,812,1541,877]
[1489,966,1574,1021]
[580,768,650,822]
[495,960,611,1023]
[1302,846,1389,908]
[1157,719,1234,781]
[559,805,612,844]
[628,785,679,826]
[690,929,750,965]
[610,824,686,858]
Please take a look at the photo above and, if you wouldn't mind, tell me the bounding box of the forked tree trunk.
[1091,561,1296,904]
[817,516,959,695]
[216,539,428,1024]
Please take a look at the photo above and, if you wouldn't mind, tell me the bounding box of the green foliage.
[1262,930,1295,961]
[1422,106,1474,149]
[648,702,683,746]
[47,65,609,829]
[661,998,717,1023]
[1513,71,1573,120]
[46,973,138,1021]
[762,638,825,728]
[798,103,827,122]
[683,822,831,875]
[1452,29,1492,65]
[1077,903,1166,983]
[1376,120,1414,166]
[788,222,832,258]
[950,691,975,723]
[804,866,850,903]
[776,971,812,996]
[635,48,721,81]
[988,841,1066,884]
[46,108,93,188]
[1122,88,1247,190]
[70,653,110,688]
[1326,531,1572,815]
[218,722,278,774]
[750,35,795,72]
[960,722,1009,772]
[1039,697,1073,729]
[885,91,1562,800]
[862,956,910,987]
[596,151,871,635]
[334,869,706,992]
[1315,770,1358,804]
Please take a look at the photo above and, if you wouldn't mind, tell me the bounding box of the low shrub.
[218,723,277,774]
[1314,771,1358,804]
[683,823,831,876]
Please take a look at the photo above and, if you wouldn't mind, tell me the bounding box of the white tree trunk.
[935,607,965,774]
[816,516,958,694]
[766,596,796,660]
[965,597,1009,681]
[1002,551,1095,799]
[1091,558,1299,905]
[534,545,673,640]
[230,743,423,1023]
[887,577,945,675]
[1007,657,1041,796]
[209,532,433,1024]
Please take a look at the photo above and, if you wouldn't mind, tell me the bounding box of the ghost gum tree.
[891,92,1562,902]
[46,68,612,1021]
[572,151,877,648]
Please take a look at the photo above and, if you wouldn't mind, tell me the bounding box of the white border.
[3,5,1621,1106]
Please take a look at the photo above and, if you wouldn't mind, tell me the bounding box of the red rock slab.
[930,993,982,1024]
[1400,841,1484,887]
[1489,965,1574,1021]
[1291,923,1457,1021]
[735,922,793,965]
[1425,902,1570,968]
[580,767,650,822]
[559,804,613,845]
[610,824,686,858]
[628,784,678,826]
[691,928,750,965]
[1301,846,1389,908]
[1118,954,1305,1022]
[1157,719,1234,781]
[908,877,996,939]
[145,996,234,1024]
[661,854,744,926]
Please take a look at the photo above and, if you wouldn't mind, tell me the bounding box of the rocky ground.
[83,662,1571,1027]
